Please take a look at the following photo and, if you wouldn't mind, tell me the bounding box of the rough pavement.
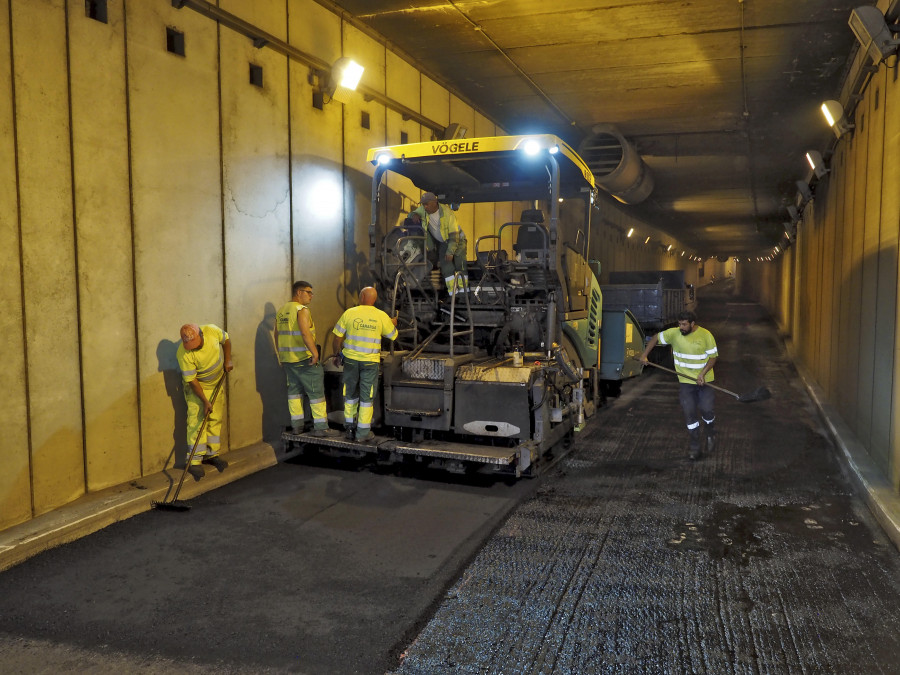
[2,286,900,674]
[394,289,900,674]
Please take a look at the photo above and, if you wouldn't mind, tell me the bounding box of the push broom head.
[737,386,771,403]
[152,500,192,512]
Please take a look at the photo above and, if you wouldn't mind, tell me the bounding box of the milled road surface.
[395,287,900,674]
[3,286,900,674]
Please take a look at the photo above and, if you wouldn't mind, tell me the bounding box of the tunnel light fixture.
[627,228,634,238]
[821,100,854,138]
[805,150,828,179]
[666,244,673,252]
[644,236,651,244]
[442,122,468,140]
[327,57,364,104]
[849,6,900,65]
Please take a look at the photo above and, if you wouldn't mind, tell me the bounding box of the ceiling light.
[821,100,854,138]
[644,236,651,244]
[627,228,634,237]
[848,6,900,65]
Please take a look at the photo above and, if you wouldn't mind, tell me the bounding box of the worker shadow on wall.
[255,301,289,443]
[156,339,189,468]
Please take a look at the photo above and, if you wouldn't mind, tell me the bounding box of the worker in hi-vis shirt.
[176,323,233,480]
[274,281,340,438]
[408,191,469,296]
[332,287,398,442]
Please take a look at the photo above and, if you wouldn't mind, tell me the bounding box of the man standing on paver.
[331,287,398,442]
[638,310,718,460]
[177,323,233,480]
[275,281,340,438]
[407,191,468,296]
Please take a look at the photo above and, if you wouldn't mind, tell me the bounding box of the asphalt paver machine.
[286,134,643,476]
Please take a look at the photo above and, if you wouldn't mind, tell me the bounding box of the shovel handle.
[169,375,227,502]
[637,359,740,399]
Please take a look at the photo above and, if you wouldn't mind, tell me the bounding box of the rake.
[641,360,771,403]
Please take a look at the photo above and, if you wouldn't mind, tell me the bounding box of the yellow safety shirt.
[275,301,315,363]
[176,324,229,385]
[658,326,718,384]
[332,305,398,363]
[410,203,466,257]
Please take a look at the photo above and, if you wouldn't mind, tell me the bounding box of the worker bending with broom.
[177,323,233,480]
[639,310,718,461]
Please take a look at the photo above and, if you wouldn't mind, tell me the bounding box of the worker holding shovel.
[638,310,718,461]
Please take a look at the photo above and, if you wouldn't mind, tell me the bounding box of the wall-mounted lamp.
[849,6,900,65]
[324,57,364,104]
[821,100,854,138]
[805,150,828,179]
[796,180,813,206]
[627,228,634,238]
[443,123,468,140]
[666,244,673,252]
[644,236,651,244]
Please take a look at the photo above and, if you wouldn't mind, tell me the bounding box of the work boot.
[687,428,702,461]
[203,455,228,473]
[188,464,204,481]
[705,422,716,454]
[356,431,375,443]
[310,427,341,438]
[345,425,356,440]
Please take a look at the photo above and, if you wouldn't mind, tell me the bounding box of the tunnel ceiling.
[328,0,863,257]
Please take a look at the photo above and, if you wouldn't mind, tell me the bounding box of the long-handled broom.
[153,376,225,512]
[640,360,771,403]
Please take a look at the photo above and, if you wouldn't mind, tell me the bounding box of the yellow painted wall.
[13,0,84,514]
[0,0,31,526]
[759,56,900,494]
[69,0,139,490]
[0,0,512,531]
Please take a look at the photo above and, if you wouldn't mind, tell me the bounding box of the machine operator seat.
[513,209,548,264]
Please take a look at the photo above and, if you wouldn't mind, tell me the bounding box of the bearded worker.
[638,310,718,461]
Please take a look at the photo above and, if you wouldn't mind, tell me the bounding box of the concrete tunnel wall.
[756,48,900,495]
[0,0,713,532]
[0,0,514,531]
